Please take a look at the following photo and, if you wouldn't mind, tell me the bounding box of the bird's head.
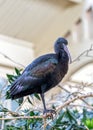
[54,37,72,63]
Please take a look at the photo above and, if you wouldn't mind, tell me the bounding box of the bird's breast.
[47,63,68,88]
[40,61,68,93]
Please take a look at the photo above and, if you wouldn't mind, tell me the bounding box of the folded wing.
[10,54,58,99]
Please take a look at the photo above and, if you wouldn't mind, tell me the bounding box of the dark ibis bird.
[10,37,71,114]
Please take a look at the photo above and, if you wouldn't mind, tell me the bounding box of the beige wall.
[0,35,34,77]
[0,0,83,57]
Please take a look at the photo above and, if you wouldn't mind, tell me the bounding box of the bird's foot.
[43,109,56,119]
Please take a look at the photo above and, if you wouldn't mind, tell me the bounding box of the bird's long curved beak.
[63,44,72,64]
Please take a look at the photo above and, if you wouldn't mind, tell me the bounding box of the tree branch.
[56,92,93,111]
[0,51,25,68]
[72,44,93,63]
[1,92,93,120]
[58,84,70,93]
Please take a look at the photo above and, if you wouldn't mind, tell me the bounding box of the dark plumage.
[10,37,71,114]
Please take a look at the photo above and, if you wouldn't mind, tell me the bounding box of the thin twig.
[69,104,93,110]
[0,115,42,120]
[81,99,91,106]
[0,51,25,68]
[72,44,93,63]
[56,92,93,111]
[0,113,54,120]
[58,84,70,93]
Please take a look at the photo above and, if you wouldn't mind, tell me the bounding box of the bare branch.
[72,44,93,63]
[69,104,93,110]
[6,109,21,117]
[1,92,93,120]
[58,84,70,93]
[56,92,93,111]
[0,51,25,68]
[0,113,55,120]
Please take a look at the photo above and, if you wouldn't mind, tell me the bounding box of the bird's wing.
[10,55,58,99]
[29,57,58,78]
[10,74,42,99]
[23,53,58,73]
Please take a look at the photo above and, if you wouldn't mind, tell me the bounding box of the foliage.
[82,109,93,129]
[0,105,90,130]
[6,68,41,101]
[46,108,87,130]
[6,68,22,99]
[4,111,43,130]
[0,68,93,129]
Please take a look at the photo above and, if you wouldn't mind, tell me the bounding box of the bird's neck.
[58,50,69,63]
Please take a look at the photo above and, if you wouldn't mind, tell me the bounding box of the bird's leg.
[40,93,47,112]
[40,93,56,117]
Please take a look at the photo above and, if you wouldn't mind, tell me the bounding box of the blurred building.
[0,0,83,77]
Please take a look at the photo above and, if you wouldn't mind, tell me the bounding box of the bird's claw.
[43,109,56,119]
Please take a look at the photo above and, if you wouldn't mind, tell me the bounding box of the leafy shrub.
[0,68,93,129]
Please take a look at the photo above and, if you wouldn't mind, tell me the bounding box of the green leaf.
[14,119,26,128]
[15,68,22,76]
[55,111,65,124]
[6,68,22,84]
[0,104,3,112]
[5,90,11,99]
[34,93,41,101]
[27,97,33,105]
[66,124,73,130]
[85,119,91,127]
[0,104,8,112]
[66,108,77,123]
[30,111,35,116]
[91,118,93,127]
[6,74,16,83]
[84,118,93,129]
